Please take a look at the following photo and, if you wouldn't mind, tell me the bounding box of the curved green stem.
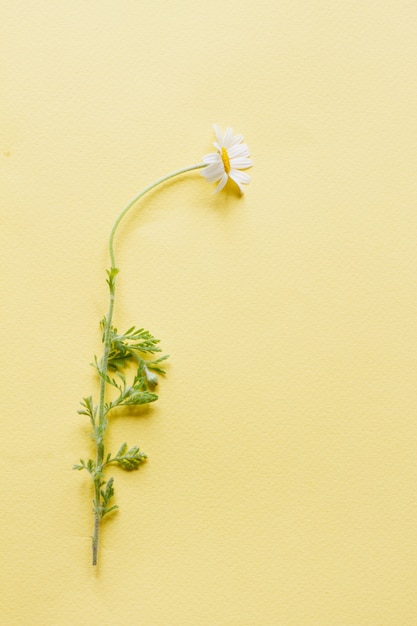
[109,163,206,269]
[91,161,205,566]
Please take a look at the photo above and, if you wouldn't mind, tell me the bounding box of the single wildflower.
[201,124,253,193]
[77,124,252,566]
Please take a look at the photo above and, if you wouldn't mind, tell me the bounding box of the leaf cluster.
[91,323,168,416]
[75,311,168,555]
[109,442,147,470]
[96,358,153,405]
[98,476,117,518]
[74,442,147,517]
[74,441,147,475]
[104,322,168,376]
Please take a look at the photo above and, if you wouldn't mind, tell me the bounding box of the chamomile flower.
[201,125,253,193]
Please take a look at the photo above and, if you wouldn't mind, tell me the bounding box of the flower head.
[201,125,253,194]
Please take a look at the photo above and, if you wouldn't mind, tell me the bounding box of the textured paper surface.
[2,1,417,624]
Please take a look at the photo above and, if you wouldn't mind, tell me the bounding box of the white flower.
[201,125,253,193]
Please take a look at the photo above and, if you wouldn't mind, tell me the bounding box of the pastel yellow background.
[2,1,417,624]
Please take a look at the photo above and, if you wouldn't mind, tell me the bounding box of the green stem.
[109,163,206,269]
[92,482,101,566]
[91,162,205,566]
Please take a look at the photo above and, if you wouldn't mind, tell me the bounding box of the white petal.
[214,173,228,193]
[202,164,224,182]
[229,169,251,184]
[202,173,222,183]
[213,124,224,147]
[205,163,224,176]
[227,143,251,159]
[229,156,253,169]
[228,171,244,193]
[202,152,222,164]
[223,127,233,148]
[229,133,244,147]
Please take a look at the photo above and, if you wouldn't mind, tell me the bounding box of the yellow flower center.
[221,147,231,174]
